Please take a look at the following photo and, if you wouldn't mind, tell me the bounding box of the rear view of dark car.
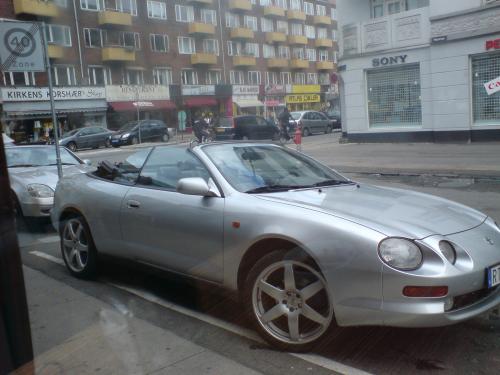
[214,115,279,141]
[59,126,114,152]
[110,120,170,147]
[323,108,342,129]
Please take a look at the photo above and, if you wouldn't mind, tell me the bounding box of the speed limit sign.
[0,21,45,72]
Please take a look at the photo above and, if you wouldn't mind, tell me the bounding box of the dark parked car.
[59,126,115,152]
[110,120,170,147]
[323,108,342,129]
[214,115,279,140]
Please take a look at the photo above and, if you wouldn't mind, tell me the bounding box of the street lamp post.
[136,88,141,144]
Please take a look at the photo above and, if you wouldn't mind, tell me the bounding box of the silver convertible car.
[51,143,500,351]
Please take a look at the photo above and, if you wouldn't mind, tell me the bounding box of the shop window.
[84,28,102,48]
[472,53,500,125]
[147,1,167,20]
[303,2,314,16]
[203,39,219,55]
[153,68,172,85]
[80,0,104,11]
[178,37,196,54]
[120,32,141,50]
[124,69,145,85]
[244,16,258,31]
[175,5,194,23]
[261,18,274,32]
[248,71,261,85]
[366,64,422,128]
[201,9,217,25]
[294,72,306,85]
[88,66,111,85]
[3,72,36,86]
[281,72,291,85]
[182,70,198,85]
[52,65,77,86]
[230,71,245,85]
[116,0,137,15]
[225,12,240,28]
[150,34,169,53]
[206,70,222,85]
[46,24,72,47]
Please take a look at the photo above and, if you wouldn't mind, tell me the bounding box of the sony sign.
[372,55,408,68]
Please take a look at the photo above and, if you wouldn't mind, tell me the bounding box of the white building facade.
[338,0,500,142]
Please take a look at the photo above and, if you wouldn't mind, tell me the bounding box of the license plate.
[487,264,500,288]
[111,139,119,143]
[216,128,225,133]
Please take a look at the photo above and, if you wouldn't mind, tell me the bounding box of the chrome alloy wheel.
[62,219,89,272]
[252,260,333,345]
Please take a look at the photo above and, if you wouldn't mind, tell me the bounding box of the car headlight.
[27,184,54,198]
[378,238,423,271]
[121,133,130,139]
[439,241,457,265]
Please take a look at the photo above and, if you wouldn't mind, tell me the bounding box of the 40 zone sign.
[0,22,45,72]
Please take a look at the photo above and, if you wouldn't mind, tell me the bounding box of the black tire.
[105,138,111,148]
[67,142,77,152]
[242,135,250,141]
[130,136,138,145]
[302,128,311,137]
[325,126,333,134]
[243,250,335,352]
[59,215,98,279]
[161,133,170,143]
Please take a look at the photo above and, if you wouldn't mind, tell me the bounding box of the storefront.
[181,85,232,124]
[264,85,287,122]
[105,85,176,130]
[285,85,323,112]
[232,85,264,116]
[0,87,107,144]
[471,49,500,127]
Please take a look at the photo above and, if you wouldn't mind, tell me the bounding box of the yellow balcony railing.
[47,45,64,59]
[230,27,254,40]
[101,47,135,62]
[290,59,309,69]
[187,0,213,4]
[191,53,217,65]
[14,0,60,17]
[316,61,336,70]
[188,22,216,35]
[314,15,332,25]
[315,39,333,48]
[288,35,308,45]
[267,58,289,69]
[233,56,256,67]
[228,0,252,12]
[287,10,306,21]
[98,10,133,26]
[264,6,286,18]
[265,32,287,44]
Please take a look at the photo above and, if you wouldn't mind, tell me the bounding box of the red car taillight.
[403,286,448,297]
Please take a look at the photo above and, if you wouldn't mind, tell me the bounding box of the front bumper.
[20,197,53,217]
[110,137,129,146]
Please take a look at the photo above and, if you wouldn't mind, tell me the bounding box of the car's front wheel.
[161,133,170,142]
[243,250,334,352]
[61,216,97,279]
[67,142,77,152]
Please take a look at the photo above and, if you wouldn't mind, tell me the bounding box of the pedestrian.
[278,107,292,141]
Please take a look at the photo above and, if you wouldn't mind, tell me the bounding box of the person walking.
[278,107,292,141]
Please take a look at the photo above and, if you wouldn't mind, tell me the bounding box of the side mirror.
[83,159,92,166]
[177,177,219,197]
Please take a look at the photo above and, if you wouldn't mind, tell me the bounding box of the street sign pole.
[136,89,141,144]
[41,22,62,178]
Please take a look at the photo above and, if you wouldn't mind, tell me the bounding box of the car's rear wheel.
[131,136,138,145]
[243,250,334,352]
[105,138,111,148]
[61,216,97,279]
[325,126,333,134]
[161,133,170,143]
[67,142,77,152]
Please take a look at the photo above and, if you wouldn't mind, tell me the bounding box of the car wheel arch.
[58,208,94,243]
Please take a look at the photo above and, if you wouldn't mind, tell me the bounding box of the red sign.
[486,39,500,50]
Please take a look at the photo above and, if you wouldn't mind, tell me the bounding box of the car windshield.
[203,144,350,193]
[120,122,138,131]
[62,129,79,138]
[290,112,301,120]
[5,147,80,168]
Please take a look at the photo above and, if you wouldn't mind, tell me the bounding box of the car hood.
[9,164,91,190]
[256,184,486,239]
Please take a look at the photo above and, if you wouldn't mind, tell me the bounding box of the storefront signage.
[432,36,448,44]
[106,85,169,102]
[265,99,284,107]
[372,55,408,67]
[486,39,500,51]
[265,84,286,95]
[484,75,500,96]
[285,94,321,104]
[1,87,106,102]
[291,85,321,94]
[181,85,215,96]
[233,85,260,95]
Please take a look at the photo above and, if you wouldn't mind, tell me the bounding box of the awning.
[183,97,218,107]
[234,99,264,108]
[109,100,176,111]
[2,100,107,118]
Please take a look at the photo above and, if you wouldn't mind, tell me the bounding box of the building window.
[292,48,304,59]
[178,37,196,54]
[307,73,318,84]
[83,28,102,48]
[227,41,242,56]
[46,24,71,46]
[331,8,337,20]
[305,25,315,39]
[317,27,328,39]
[175,5,194,22]
[248,71,261,85]
[319,73,330,85]
[244,15,258,31]
[147,1,167,19]
[276,20,288,34]
[294,72,306,85]
[52,65,77,86]
[244,43,259,58]
[472,53,500,125]
[80,0,103,11]
[226,12,240,28]
[116,0,137,16]
[261,18,274,32]
[206,70,222,84]
[291,23,302,36]
[201,9,217,25]
[120,32,141,49]
[150,34,168,52]
[281,72,291,85]
[230,71,245,85]
[3,71,36,86]
[303,2,314,15]
[203,39,219,55]
[371,0,429,18]
[182,69,198,85]
[153,67,172,85]
[275,0,287,9]
[367,64,422,127]
[316,4,326,16]
[305,48,316,61]
[277,46,290,59]
[266,71,278,85]
[290,0,301,11]
[88,66,111,85]
[124,69,144,85]
[260,0,271,6]
[318,50,329,61]
[55,0,68,7]
[263,44,275,58]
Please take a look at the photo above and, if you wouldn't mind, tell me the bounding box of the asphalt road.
[17,135,500,375]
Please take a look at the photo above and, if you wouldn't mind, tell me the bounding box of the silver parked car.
[51,143,500,351]
[290,111,333,136]
[59,126,115,152]
[7,146,91,219]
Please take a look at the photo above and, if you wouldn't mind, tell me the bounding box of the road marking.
[29,250,371,375]
[37,235,60,244]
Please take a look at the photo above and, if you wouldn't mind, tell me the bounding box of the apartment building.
[0,0,338,143]
[338,0,500,142]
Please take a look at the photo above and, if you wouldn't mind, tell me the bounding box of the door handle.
[127,200,141,209]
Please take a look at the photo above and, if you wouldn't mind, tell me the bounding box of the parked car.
[59,126,115,152]
[322,108,342,129]
[213,115,279,141]
[110,120,170,147]
[7,145,91,220]
[290,111,334,136]
[52,142,500,352]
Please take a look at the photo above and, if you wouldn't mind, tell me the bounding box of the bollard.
[294,125,302,152]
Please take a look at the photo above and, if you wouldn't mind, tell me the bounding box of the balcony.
[188,22,216,35]
[230,27,254,40]
[264,6,286,18]
[98,10,132,27]
[315,38,333,48]
[288,35,308,45]
[267,58,289,69]
[47,45,64,59]
[101,46,135,62]
[290,59,309,69]
[313,15,332,26]
[266,32,287,44]
[342,7,430,57]
[316,61,336,70]
[187,0,213,4]
[287,10,306,21]
[191,53,217,65]
[228,0,252,12]
[13,0,60,18]
[233,56,256,67]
